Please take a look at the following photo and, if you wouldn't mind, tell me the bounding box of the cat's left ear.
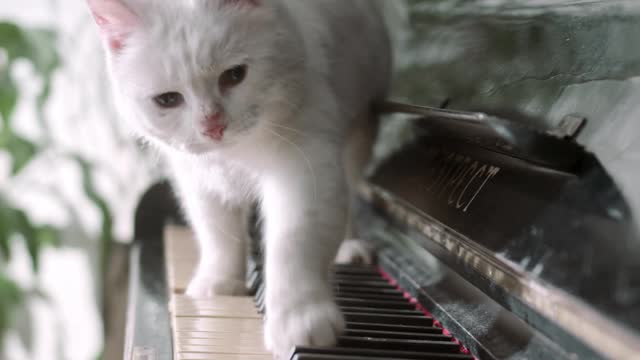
[86,0,140,53]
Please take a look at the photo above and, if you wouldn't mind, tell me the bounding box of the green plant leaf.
[0,212,11,262]
[36,225,60,248]
[73,157,114,274]
[0,22,58,77]
[70,156,115,339]
[0,133,39,175]
[0,22,23,61]
[0,197,59,270]
[0,273,23,347]
[12,210,39,271]
[0,22,58,128]
[0,69,17,123]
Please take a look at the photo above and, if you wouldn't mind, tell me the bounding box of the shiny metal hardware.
[548,114,588,140]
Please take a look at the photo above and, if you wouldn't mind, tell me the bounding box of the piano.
[121,2,640,359]
[122,99,640,360]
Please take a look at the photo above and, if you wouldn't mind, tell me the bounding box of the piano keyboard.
[165,226,475,360]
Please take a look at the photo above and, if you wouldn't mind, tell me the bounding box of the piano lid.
[360,106,640,359]
[383,0,640,256]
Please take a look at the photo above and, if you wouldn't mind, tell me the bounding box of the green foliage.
[74,157,114,282]
[0,19,117,357]
[0,21,62,353]
[0,201,60,271]
[0,273,23,343]
[0,21,59,174]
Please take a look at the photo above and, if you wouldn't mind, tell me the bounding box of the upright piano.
[122,2,640,359]
[123,101,640,360]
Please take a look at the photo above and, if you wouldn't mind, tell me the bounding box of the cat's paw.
[185,276,247,297]
[335,238,375,265]
[264,299,345,359]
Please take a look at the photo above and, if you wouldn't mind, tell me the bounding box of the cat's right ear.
[86,0,139,53]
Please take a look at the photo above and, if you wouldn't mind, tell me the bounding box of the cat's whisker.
[264,121,310,138]
[265,127,318,202]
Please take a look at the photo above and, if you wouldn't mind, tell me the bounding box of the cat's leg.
[335,112,379,264]
[173,175,248,297]
[260,143,347,358]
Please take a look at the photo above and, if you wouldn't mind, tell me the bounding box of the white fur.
[87,0,391,357]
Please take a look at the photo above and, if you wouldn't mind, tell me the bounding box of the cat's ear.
[86,0,140,53]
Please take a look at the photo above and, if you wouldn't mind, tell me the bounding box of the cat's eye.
[153,92,184,108]
[219,65,248,92]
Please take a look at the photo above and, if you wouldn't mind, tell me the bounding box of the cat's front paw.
[265,299,345,359]
[335,238,375,265]
[185,275,247,297]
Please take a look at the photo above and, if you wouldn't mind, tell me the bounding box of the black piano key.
[291,347,474,360]
[249,264,473,360]
[345,329,452,341]
[334,285,404,296]
[336,297,417,310]
[332,265,380,275]
[255,285,266,313]
[333,274,387,282]
[292,355,418,360]
[337,336,459,353]
[337,292,408,302]
[340,306,424,316]
[345,322,443,334]
[291,354,468,360]
[343,312,434,327]
[333,279,396,289]
[247,271,261,294]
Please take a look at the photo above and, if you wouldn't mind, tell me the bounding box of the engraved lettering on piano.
[424,146,501,213]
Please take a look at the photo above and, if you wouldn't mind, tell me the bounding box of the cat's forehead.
[116,2,275,91]
[158,9,255,72]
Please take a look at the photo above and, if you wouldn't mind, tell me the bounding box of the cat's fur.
[87,0,391,356]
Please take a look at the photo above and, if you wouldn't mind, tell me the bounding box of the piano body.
[122,2,640,360]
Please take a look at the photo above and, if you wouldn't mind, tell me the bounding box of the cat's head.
[87,0,305,154]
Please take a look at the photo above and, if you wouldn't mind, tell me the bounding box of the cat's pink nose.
[202,112,226,140]
[205,112,223,125]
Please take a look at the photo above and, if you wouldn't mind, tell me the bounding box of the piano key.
[334,285,404,296]
[292,355,463,360]
[290,347,475,360]
[176,344,269,355]
[337,336,460,353]
[165,225,474,360]
[345,322,443,334]
[336,297,417,310]
[332,265,380,274]
[178,354,272,360]
[336,291,408,301]
[345,329,452,341]
[343,312,435,327]
[173,318,265,333]
[339,306,424,316]
[176,331,267,339]
[333,279,397,288]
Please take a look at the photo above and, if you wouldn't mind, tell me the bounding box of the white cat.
[86,0,391,356]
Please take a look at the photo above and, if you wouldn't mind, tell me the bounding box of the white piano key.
[173,318,264,333]
[178,354,272,360]
[176,344,269,355]
[171,295,261,319]
[165,225,272,359]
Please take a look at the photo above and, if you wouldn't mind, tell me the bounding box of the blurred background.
[1,1,640,360]
[0,1,160,359]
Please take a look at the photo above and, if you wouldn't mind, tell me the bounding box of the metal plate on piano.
[359,111,640,359]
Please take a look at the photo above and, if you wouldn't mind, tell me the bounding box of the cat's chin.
[175,139,235,155]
